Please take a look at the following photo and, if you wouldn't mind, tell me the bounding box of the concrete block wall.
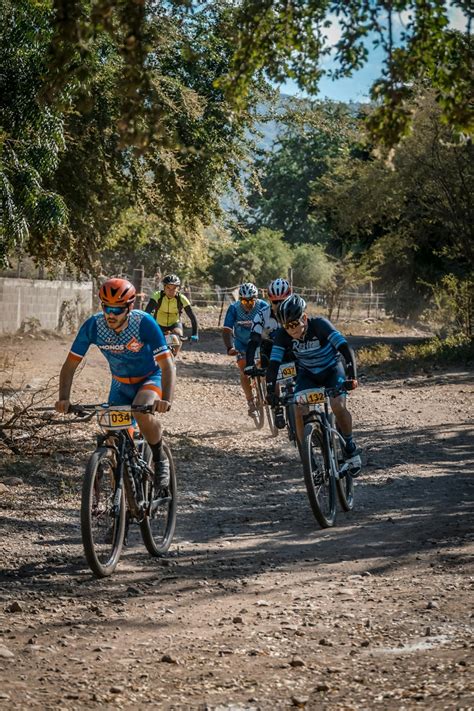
[0,278,94,334]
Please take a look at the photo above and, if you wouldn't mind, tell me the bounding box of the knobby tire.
[301,424,337,528]
[81,448,126,578]
[140,443,177,556]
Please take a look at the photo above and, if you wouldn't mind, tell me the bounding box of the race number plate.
[277,362,297,380]
[296,388,325,405]
[98,409,133,429]
[307,390,325,404]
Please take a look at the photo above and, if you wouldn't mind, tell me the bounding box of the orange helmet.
[99,278,136,307]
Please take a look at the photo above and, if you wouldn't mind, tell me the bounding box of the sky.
[280,5,469,103]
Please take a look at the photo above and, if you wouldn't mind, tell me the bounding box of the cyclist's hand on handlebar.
[55,399,70,414]
[227,346,238,356]
[244,365,258,376]
[344,379,358,391]
[154,400,171,413]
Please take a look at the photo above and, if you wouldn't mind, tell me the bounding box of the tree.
[220,1,473,146]
[239,228,292,285]
[243,99,362,245]
[316,90,474,319]
[0,1,264,272]
[291,243,334,290]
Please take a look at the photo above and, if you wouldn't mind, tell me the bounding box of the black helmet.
[280,294,306,325]
[163,274,181,286]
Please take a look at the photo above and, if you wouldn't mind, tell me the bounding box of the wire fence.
[139,278,386,324]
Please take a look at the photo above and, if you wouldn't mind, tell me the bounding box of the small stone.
[126,586,140,596]
[427,600,439,610]
[6,601,23,613]
[110,686,124,694]
[0,645,14,659]
[360,640,370,647]
[292,696,309,707]
[290,656,305,667]
[315,683,329,692]
[319,638,333,647]
[232,616,243,624]
[2,477,23,486]
[425,627,432,636]
[161,654,178,664]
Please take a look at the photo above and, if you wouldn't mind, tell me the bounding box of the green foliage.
[0,0,68,266]
[101,207,208,279]
[244,99,361,245]
[316,90,474,321]
[358,333,473,372]
[421,274,474,338]
[291,243,334,290]
[240,228,292,285]
[220,1,473,146]
[1,1,263,273]
[207,227,291,287]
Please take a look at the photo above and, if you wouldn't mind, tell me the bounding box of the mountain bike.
[294,384,355,528]
[41,404,177,577]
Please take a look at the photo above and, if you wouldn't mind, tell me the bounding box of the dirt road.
[0,328,473,709]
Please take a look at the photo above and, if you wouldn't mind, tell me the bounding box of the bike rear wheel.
[301,424,337,528]
[333,426,354,511]
[81,449,126,577]
[140,443,177,556]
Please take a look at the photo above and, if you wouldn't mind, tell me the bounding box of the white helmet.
[268,278,291,301]
[239,282,258,299]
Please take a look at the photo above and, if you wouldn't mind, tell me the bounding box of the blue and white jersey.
[223,298,266,352]
[270,317,346,375]
[251,302,280,341]
[68,310,171,383]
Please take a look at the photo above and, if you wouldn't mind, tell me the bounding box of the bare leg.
[237,358,253,402]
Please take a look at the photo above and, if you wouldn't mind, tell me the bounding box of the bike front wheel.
[140,443,177,556]
[301,424,337,528]
[81,448,126,578]
[250,377,265,430]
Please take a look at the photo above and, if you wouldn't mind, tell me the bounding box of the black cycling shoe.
[274,407,286,430]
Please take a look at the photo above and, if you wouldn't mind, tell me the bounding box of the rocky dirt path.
[0,329,473,709]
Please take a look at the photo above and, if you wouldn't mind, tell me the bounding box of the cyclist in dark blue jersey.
[266,294,361,474]
[55,278,176,499]
[222,282,266,416]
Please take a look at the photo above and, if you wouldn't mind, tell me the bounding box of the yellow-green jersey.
[145,290,198,336]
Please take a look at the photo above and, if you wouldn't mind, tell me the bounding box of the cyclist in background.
[55,278,176,500]
[222,282,266,416]
[266,294,361,475]
[145,274,199,356]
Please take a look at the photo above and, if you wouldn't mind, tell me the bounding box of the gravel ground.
[0,327,473,710]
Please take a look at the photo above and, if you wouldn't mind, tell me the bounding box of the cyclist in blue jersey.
[55,278,176,499]
[222,282,266,416]
[266,294,361,475]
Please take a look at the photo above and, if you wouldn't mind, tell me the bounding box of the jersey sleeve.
[316,317,347,350]
[223,304,236,331]
[180,293,191,308]
[251,307,265,337]
[68,315,97,362]
[269,328,290,364]
[139,312,171,366]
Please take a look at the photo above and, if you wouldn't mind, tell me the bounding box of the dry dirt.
[0,325,473,710]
